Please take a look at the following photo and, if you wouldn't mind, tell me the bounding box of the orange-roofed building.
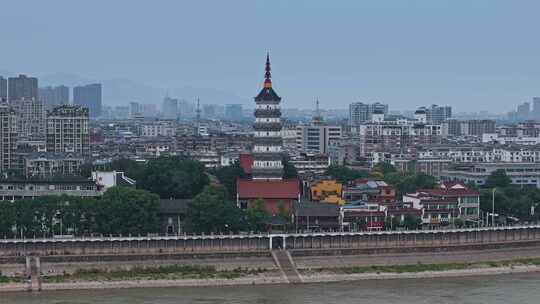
[310,180,345,205]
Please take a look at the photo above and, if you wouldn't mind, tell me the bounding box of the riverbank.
[3,258,540,292]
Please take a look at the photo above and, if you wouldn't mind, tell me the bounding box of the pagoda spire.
[264,52,272,89]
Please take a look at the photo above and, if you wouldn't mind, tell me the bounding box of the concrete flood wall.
[1,226,540,257]
[2,226,540,291]
[283,226,540,250]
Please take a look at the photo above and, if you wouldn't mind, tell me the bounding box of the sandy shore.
[2,265,540,292]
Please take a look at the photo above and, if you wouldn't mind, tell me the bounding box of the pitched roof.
[294,202,340,217]
[237,179,299,199]
[255,87,281,102]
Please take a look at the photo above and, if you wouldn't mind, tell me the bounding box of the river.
[5,273,540,304]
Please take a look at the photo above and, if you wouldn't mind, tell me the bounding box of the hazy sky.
[1,0,539,112]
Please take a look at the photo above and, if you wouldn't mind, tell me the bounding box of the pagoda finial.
[264,52,272,88]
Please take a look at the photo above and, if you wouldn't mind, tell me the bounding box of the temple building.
[237,54,300,220]
[252,53,284,180]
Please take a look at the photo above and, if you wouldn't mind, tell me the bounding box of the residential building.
[225,104,243,121]
[328,137,361,165]
[0,76,7,102]
[142,104,158,117]
[426,104,452,124]
[129,102,143,118]
[342,180,396,204]
[141,121,176,137]
[358,119,442,156]
[39,85,69,109]
[8,74,38,101]
[442,119,461,136]
[0,179,100,201]
[349,102,388,126]
[296,123,342,154]
[24,152,84,179]
[403,182,480,227]
[517,102,530,121]
[46,105,90,157]
[0,105,18,172]
[162,96,179,120]
[11,98,46,140]
[462,120,496,136]
[289,153,330,176]
[441,162,540,188]
[73,83,102,118]
[533,97,540,120]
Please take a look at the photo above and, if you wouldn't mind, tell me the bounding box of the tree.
[214,161,245,199]
[245,198,269,232]
[403,214,421,230]
[384,172,436,198]
[325,165,368,184]
[96,187,160,235]
[453,218,465,228]
[282,156,298,179]
[186,185,245,234]
[372,163,396,177]
[485,169,512,188]
[138,156,209,199]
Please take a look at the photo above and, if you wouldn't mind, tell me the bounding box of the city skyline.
[2,1,540,112]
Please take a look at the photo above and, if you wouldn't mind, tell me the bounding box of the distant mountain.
[0,70,248,106]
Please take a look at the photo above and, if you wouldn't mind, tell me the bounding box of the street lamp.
[491,188,496,227]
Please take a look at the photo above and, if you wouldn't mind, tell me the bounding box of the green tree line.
[0,187,160,238]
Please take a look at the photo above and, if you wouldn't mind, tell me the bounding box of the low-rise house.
[403,182,480,226]
[341,201,386,231]
[0,179,101,201]
[158,199,190,235]
[92,171,136,191]
[343,179,396,204]
[293,202,341,232]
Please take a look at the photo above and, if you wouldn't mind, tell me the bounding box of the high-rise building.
[200,104,224,119]
[460,120,496,137]
[0,76,7,102]
[532,97,540,120]
[252,54,283,180]
[296,100,342,154]
[11,98,46,140]
[225,104,243,121]
[162,96,179,120]
[46,105,90,157]
[73,83,102,118]
[142,104,158,117]
[8,74,38,102]
[129,102,143,118]
[0,105,18,172]
[517,102,530,121]
[39,85,69,109]
[178,100,195,118]
[442,119,461,137]
[349,102,388,126]
[426,104,452,124]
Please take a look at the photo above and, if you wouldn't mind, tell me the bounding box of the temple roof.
[255,87,281,102]
[255,53,281,102]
